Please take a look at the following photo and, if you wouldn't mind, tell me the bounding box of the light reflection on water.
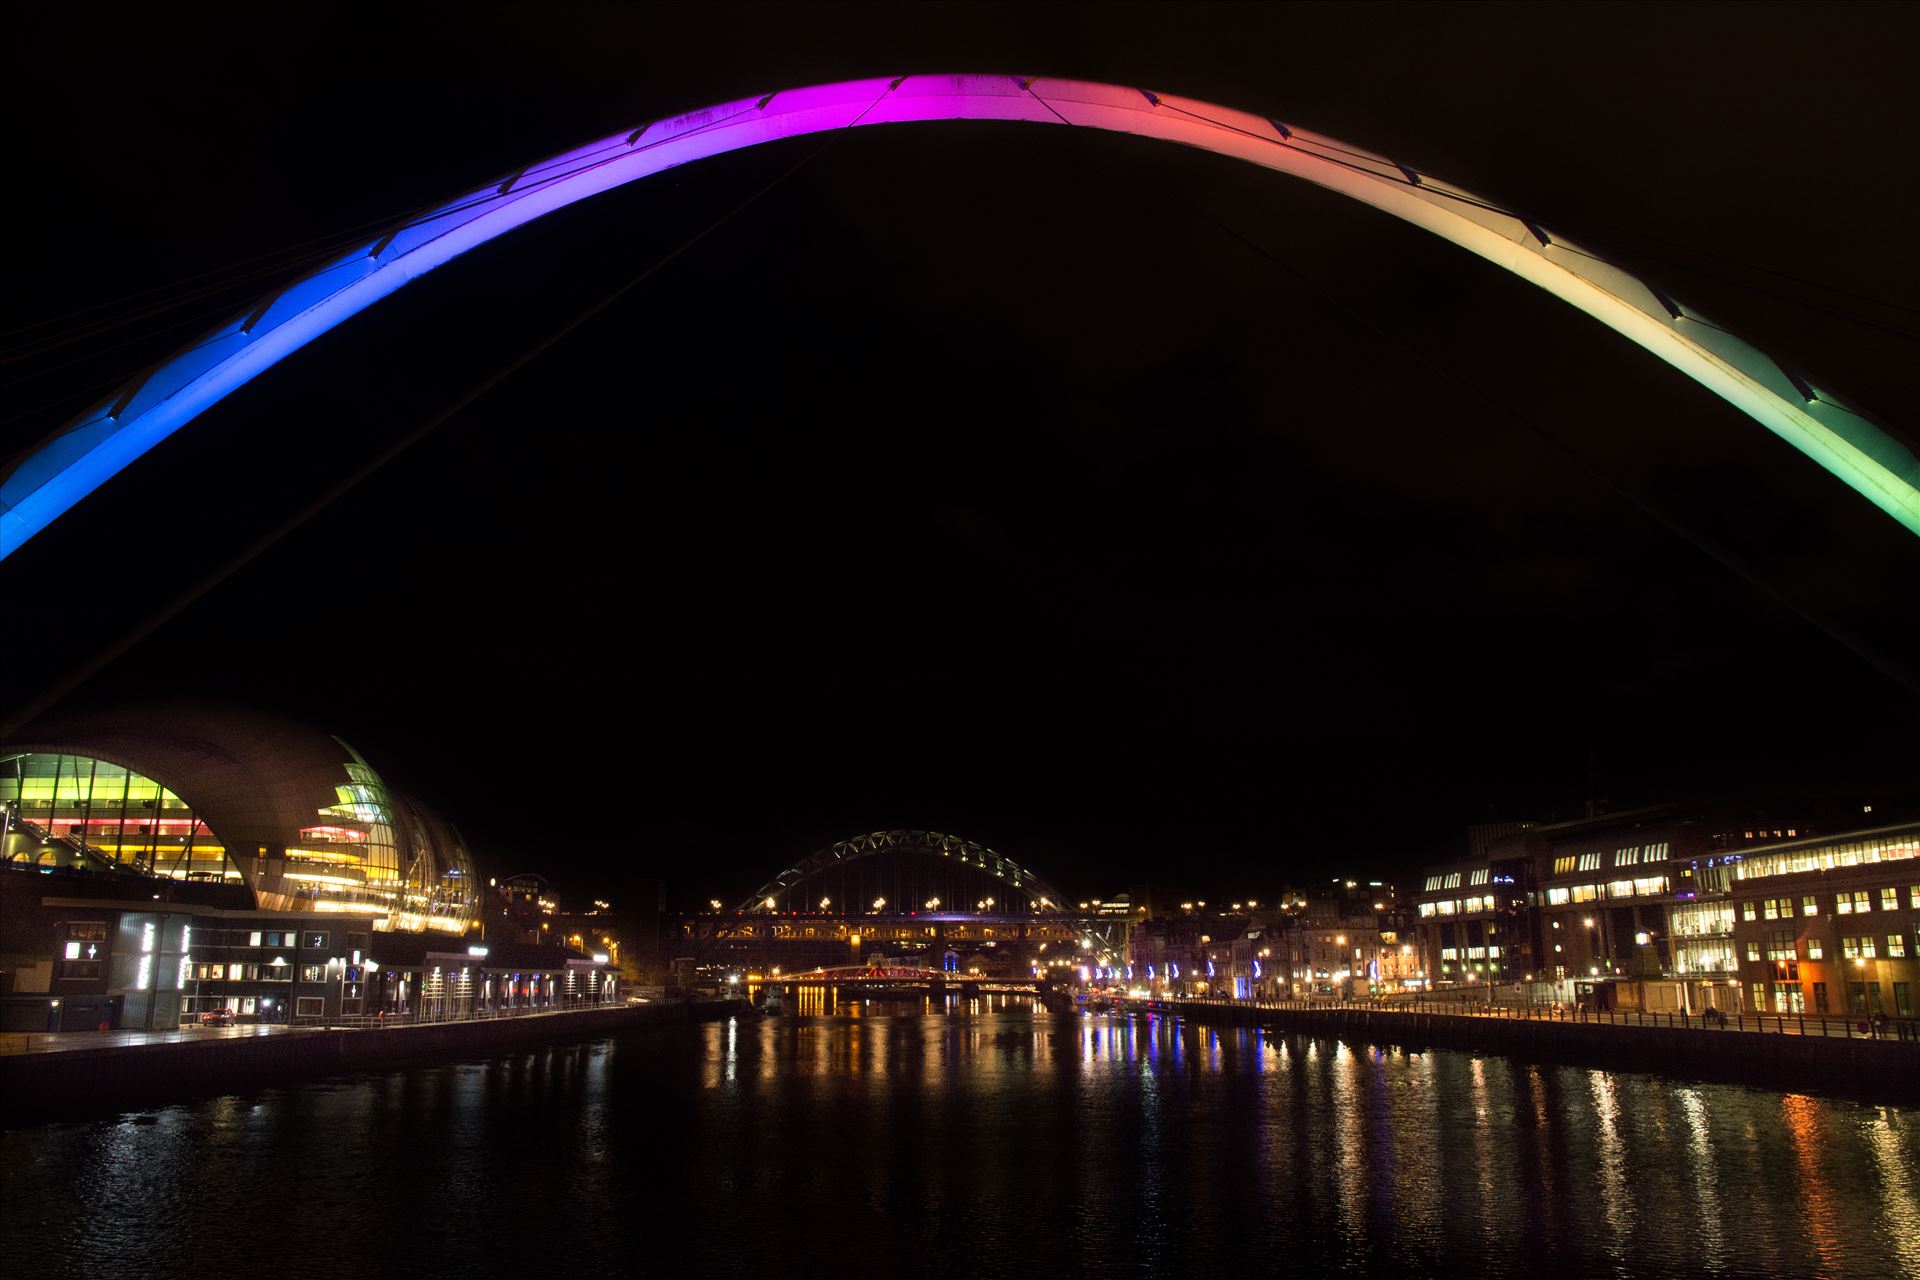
[2,998,1915,1279]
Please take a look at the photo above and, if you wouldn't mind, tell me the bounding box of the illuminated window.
[1881,887,1900,911]
[300,964,326,983]
[1552,856,1576,876]
[1912,886,1920,909]
[1889,935,1908,959]
[1578,853,1601,872]
[1766,931,1796,961]
[1751,982,1766,1009]
[1806,937,1824,960]
[1841,937,1876,959]
[1547,887,1570,906]
[1745,942,1761,962]
[1742,903,1758,921]
[1803,896,1818,917]
[1470,869,1490,886]
[1770,983,1803,1013]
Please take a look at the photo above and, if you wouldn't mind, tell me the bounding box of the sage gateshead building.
[1,706,615,1031]
[2,705,479,929]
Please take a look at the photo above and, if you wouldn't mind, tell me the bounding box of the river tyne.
[3,996,1915,1279]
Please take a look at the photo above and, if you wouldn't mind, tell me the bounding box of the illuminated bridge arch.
[738,829,1068,917]
[5,74,1917,558]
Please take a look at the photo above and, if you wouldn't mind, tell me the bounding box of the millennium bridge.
[681,829,1123,980]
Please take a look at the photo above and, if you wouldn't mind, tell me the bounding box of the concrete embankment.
[1150,1001,1920,1105]
[0,999,753,1124]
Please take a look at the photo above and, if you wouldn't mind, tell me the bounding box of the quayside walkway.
[0,1000,664,1057]
[1129,996,1918,1104]
[1141,996,1920,1043]
[0,998,749,1123]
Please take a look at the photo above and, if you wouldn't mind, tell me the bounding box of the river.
[3,995,1915,1278]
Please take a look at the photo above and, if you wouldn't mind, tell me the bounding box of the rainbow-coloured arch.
[4,74,1917,557]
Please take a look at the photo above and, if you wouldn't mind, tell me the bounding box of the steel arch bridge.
[738,828,1068,916]
[4,74,1918,560]
[685,829,1117,978]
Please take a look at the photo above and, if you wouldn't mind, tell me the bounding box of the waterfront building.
[1277,883,1401,999]
[1523,807,1695,1004]
[1726,823,1920,1018]
[1411,806,1706,1005]
[0,706,615,1030]
[2,705,480,930]
[1407,848,1538,995]
[1127,912,1222,997]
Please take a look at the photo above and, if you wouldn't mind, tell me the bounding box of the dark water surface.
[4,998,1916,1279]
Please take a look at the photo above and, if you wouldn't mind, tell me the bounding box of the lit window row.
[1734,832,1918,881]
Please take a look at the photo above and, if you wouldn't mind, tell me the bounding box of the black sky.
[4,2,1918,907]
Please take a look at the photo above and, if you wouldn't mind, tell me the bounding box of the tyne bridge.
[681,830,1125,982]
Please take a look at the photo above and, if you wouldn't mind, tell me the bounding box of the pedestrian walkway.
[1143,996,1920,1044]
[0,998,637,1057]
[0,1023,308,1056]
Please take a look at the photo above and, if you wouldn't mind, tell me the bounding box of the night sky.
[5,3,1917,908]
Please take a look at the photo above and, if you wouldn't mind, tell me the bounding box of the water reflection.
[1588,1069,1630,1258]
[1678,1086,1727,1269]
[2,1003,1914,1280]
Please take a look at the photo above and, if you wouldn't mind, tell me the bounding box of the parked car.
[199,1008,235,1026]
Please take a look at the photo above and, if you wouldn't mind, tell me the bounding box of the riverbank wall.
[0,999,753,1124]
[1150,1000,1920,1105]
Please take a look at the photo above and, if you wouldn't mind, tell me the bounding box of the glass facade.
[2,741,478,935]
[261,742,479,933]
[1,753,237,881]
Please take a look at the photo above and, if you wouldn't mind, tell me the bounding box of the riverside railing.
[1134,995,1920,1044]
[293,995,627,1029]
